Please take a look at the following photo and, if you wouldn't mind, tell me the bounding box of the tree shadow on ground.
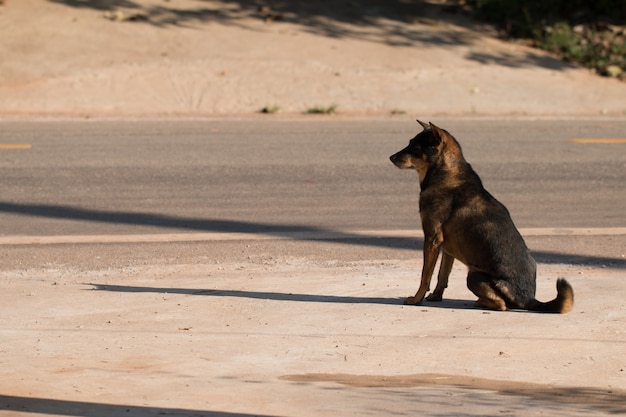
[284,374,626,415]
[466,50,578,70]
[48,0,476,44]
[1,201,624,268]
[45,0,574,70]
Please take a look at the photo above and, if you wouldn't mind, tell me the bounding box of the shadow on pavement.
[87,283,479,309]
[284,373,626,415]
[0,395,278,417]
[0,201,420,251]
[1,202,624,268]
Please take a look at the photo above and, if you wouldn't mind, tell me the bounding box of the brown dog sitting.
[390,120,573,313]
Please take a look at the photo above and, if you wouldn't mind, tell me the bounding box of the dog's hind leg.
[426,252,454,301]
[467,271,507,311]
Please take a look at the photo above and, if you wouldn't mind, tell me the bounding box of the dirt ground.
[1,1,625,416]
[1,0,626,117]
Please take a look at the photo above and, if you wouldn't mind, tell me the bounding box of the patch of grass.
[469,0,626,78]
[540,22,626,77]
[390,109,406,115]
[306,105,337,114]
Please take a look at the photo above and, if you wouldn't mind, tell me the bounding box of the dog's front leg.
[405,232,442,305]
[426,252,454,301]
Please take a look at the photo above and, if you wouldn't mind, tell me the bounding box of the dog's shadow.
[87,283,476,310]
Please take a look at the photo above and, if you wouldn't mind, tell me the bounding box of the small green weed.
[307,105,337,114]
[260,105,280,114]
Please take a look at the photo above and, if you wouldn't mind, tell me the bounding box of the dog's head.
[389,120,448,179]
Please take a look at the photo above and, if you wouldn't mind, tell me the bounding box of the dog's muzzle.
[389,152,403,167]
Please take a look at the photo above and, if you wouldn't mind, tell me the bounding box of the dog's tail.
[526,278,574,313]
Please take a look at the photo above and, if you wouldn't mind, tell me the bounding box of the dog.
[389,120,573,313]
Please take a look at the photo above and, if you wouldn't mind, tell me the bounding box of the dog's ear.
[416,119,430,131]
[423,122,443,156]
[428,122,446,143]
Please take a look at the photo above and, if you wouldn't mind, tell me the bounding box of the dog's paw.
[426,292,443,302]
[404,296,423,305]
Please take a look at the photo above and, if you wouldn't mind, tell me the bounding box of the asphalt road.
[0,118,625,269]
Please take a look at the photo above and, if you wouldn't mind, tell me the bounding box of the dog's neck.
[416,166,428,184]
[419,138,467,189]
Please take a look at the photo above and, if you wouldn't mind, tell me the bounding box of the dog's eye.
[425,146,437,156]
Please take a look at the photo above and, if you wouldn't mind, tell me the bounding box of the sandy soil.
[1,0,626,117]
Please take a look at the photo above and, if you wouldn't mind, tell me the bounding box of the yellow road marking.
[0,144,32,149]
[570,138,626,144]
